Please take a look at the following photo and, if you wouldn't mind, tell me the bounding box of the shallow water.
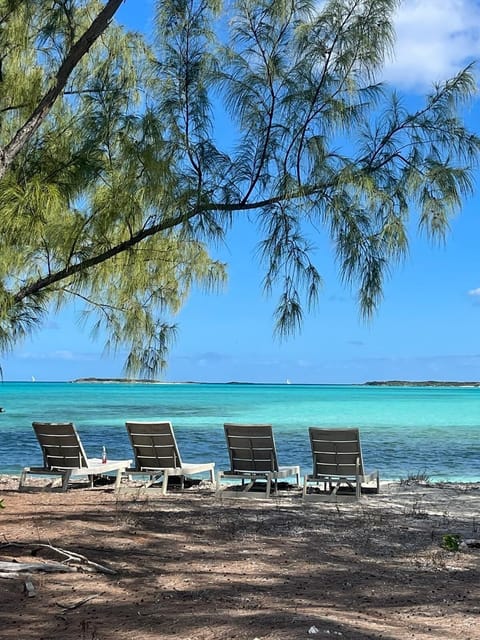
[0,382,479,481]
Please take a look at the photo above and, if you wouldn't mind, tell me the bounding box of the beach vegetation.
[1,0,479,377]
[399,471,432,486]
[441,533,461,552]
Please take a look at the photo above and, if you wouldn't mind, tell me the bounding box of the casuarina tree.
[1,0,478,377]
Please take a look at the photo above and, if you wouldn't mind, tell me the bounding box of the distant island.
[71,378,257,384]
[71,378,480,387]
[71,377,164,384]
[364,380,480,387]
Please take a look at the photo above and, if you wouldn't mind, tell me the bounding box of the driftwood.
[0,541,116,576]
[461,538,480,549]
[0,560,76,574]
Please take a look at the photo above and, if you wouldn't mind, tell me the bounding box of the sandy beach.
[1,476,479,639]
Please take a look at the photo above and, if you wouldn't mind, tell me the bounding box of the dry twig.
[0,541,116,575]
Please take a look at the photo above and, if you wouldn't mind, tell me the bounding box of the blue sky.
[3,0,480,384]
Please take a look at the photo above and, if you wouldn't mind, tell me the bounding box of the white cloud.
[384,0,480,91]
[468,287,480,296]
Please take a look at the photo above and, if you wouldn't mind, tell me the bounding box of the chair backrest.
[309,427,364,478]
[224,423,279,473]
[32,422,88,470]
[125,421,182,470]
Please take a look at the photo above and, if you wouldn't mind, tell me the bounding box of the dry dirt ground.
[0,476,479,640]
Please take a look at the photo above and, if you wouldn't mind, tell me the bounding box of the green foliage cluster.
[442,533,460,552]
[0,0,479,376]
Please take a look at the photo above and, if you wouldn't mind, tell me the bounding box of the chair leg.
[162,470,169,495]
[215,471,222,496]
[113,469,123,491]
[265,473,272,498]
[61,470,72,492]
[272,476,278,495]
[356,474,361,500]
[19,468,28,490]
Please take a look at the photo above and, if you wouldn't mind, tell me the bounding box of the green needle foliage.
[0,0,479,377]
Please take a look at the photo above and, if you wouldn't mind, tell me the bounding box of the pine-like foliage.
[0,0,479,376]
[0,0,227,377]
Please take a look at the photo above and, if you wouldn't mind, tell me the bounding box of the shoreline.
[2,474,480,524]
[0,471,480,496]
[1,469,479,484]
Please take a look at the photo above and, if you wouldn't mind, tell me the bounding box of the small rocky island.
[364,380,480,387]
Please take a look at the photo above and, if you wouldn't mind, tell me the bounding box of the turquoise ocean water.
[0,381,479,481]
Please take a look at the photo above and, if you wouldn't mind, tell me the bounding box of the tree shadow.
[1,484,479,639]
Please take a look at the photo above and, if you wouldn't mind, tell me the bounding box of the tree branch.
[0,0,124,179]
[13,183,331,304]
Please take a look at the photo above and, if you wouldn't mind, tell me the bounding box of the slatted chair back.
[32,422,88,470]
[224,423,279,473]
[126,421,182,470]
[309,427,363,478]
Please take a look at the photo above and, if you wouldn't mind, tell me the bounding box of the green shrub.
[442,534,460,552]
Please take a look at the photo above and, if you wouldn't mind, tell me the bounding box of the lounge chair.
[19,422,131,492]
[303,427,379,501]
[125,421,215,494]
[216,423,300,499]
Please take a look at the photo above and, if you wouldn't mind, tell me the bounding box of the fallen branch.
[56,592,104,612]
[0,560,76,573]
[0,541,116,575]
[461,538,480,549]
[1,572,33,579]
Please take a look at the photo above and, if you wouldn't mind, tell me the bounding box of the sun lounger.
[19,422,131,492]
[303,427,379,501]
[125,421,215,494]
[216,423,300,498]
